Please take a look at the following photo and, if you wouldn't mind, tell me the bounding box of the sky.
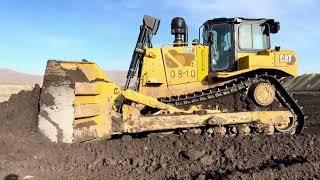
[0,0,319,75]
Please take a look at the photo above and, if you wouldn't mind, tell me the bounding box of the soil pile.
[0,88,319,179]
[0,84,44,142]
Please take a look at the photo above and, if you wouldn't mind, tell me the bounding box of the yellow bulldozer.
[38,15,304,143]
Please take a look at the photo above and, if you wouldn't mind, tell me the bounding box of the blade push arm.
[124,15,160,90]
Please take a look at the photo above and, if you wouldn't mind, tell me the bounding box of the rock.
[151,160,157,167]
[138,161,144,167]
[200,155,214,166]
[184,149,205,161]
[131,156,144,167]
[108,159,117,166]
[184,132,194,142]
[189,128,202,134]
[23,175,34,179]
[131,158,138,167]
[196,174,206,180]
[278,163,285,170]
[207,128,214,134]
[174,140,183,148]
[88,158,100,169]
[147,166,154,172]
[187,144,194,149]
[160,162,167,168]
[224,148,235,160]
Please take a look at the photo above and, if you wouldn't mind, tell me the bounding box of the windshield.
[203,23,233,71]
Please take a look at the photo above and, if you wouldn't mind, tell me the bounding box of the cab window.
[239,24,268,50]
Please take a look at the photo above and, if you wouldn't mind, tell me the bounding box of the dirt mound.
[0,84,40,133]
[0,89,319,179]
[294,94,320,135]
[0,84,45,148]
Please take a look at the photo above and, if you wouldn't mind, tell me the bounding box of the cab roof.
[204,17,270,25]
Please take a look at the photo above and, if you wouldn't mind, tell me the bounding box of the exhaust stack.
[171,17,188,46]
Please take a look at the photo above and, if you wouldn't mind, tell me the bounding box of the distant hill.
[105,70,127,87]
[0,68,127,86]
[0,68,43,85]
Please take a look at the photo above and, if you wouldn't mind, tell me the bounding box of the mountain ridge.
[0,68,127,86]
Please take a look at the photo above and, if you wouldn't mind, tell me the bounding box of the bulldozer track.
[159,73,305,133]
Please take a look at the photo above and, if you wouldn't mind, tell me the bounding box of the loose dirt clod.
[0,89,319,179]
[184,149,205,161]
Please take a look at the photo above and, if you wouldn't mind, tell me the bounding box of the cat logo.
[279,54,296,65]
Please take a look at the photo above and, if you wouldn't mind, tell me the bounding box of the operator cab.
[201,18,280,72]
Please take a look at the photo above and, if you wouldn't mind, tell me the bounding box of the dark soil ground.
[294,94,320,135]
[0,86,319,180]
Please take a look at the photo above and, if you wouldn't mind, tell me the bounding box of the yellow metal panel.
[212,50,298,78]
[237,52,275,69]
[74,103,100,118]
[162,46,198,85]
[59,61,111,82]
[141,48,166,85]
[78,63,109,81]
[75,83,100,95]
[196,45,209,82]
[74,96,100,105]
[74,82,121,105]
[274,50,297,67]
[138,45,210,98]
[73,86,113,141]
[274,50,298,77]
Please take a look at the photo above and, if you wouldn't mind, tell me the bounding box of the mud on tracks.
[0,88,319,179]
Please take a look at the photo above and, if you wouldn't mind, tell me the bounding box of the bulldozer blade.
[38,60,116,143]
